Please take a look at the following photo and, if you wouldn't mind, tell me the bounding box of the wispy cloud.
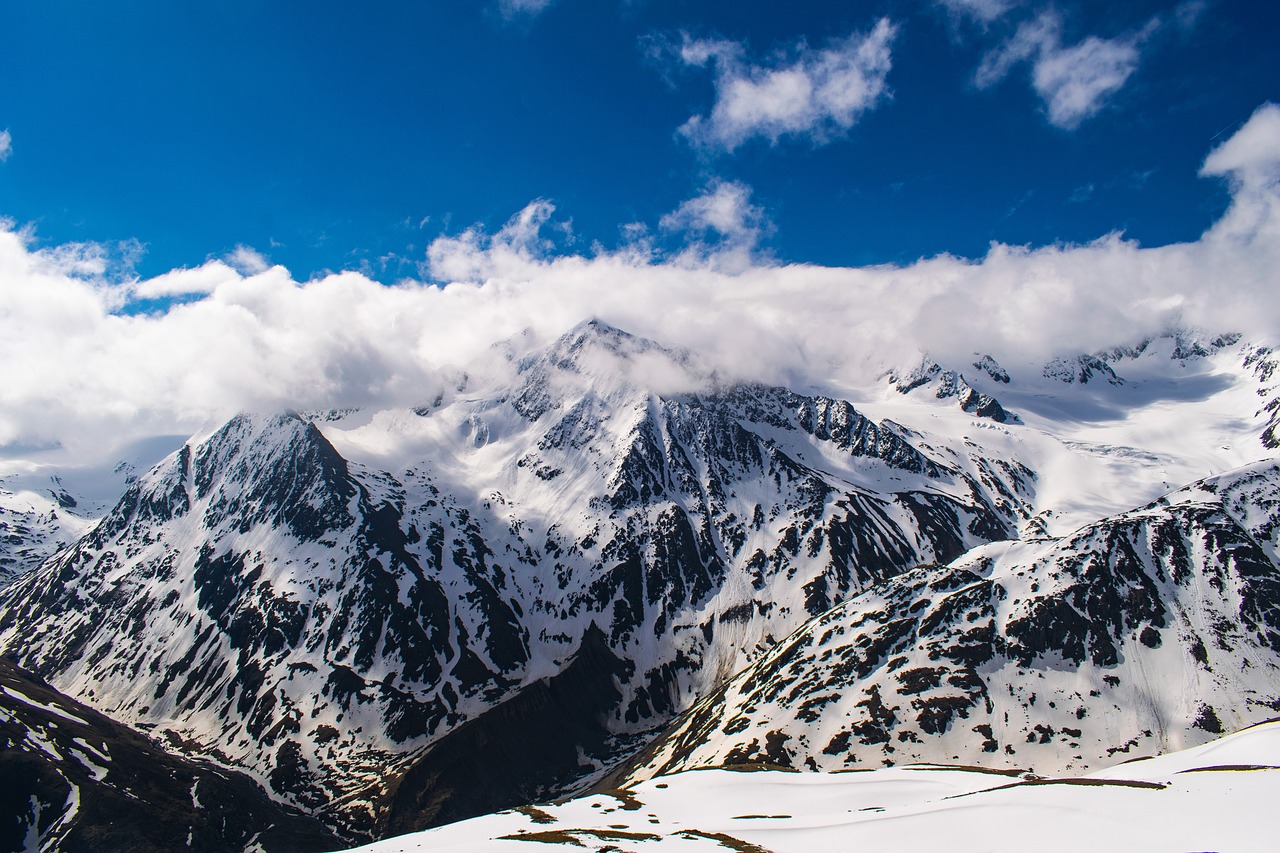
[497,0,555,19]
[1173,0,1208,33]
[1068,183,1095,203]
[225,245,270,276]
[937,0,1019,26]
[976,12,1156,129]
[665,18,897,152]
[0,129,11,162]
[1,105,1278,455]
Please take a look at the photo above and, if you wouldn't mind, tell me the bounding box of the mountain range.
[1,318,1277,849]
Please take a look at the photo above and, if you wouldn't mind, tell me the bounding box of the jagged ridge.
[620,459,1280,781]
[0,321,1029,841]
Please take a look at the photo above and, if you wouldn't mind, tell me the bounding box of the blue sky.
[1,0,1275,280]
[2,1,1280,454]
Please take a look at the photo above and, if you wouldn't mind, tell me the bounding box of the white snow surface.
[343,719,1280,852]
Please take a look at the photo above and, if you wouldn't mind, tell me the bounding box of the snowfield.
[346,718,1280,852]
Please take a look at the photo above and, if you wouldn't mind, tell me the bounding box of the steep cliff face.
[621,460,1280,781]
[0,321,1026,839]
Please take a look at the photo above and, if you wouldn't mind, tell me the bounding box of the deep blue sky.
[0,0,1275,280]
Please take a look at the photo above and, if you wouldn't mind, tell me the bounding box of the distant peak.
[560,318,639,349]
[520,319,684,377]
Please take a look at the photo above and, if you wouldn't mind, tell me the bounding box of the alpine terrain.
[0,319,1277,849]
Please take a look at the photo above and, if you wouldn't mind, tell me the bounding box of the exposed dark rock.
[381,623,631,835]
[0,657,337,853]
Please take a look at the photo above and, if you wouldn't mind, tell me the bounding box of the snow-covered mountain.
[0,435,184,588]
[617,459,1280,782]
[0,320,1027,840]
[0,319,1276,846]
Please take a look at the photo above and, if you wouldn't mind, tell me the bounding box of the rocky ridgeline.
[0,320,1028,842]
[619,460,1280,782]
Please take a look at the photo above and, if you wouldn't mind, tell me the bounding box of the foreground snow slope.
[345,719,1280,853]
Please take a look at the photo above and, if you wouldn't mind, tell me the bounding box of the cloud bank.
[1,104,1278,456]
[669,19,897,152]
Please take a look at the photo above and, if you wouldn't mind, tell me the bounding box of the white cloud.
[672,19,897,152]
[225,245,270,276]
[977,13,1153,129]
[0,130,11,162]
[938,0,1018,26]
[657,180,772,271]
[1201,103,1280,245]
[425,200,560,283]
[1033,35,1143,129]
[498,0,554,19]
[1202,103,1280,188]
[134,262,243,300]
[1,107,1279,457]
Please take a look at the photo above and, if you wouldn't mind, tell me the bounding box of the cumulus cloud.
[658,180,773,271]
[669,18,897,152]
[1201,102,1280,245]
[1202,103,1280,187]
[976,12,1155,129]
[0,129,11,161]
[131,246,271,300]
[134,262,241,300]
[1,107,1279,457]
[425,200,561,283]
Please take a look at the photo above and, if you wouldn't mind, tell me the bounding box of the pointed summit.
[510,320,702,422]
[521,318,683,377]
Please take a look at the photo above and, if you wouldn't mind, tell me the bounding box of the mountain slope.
[0,320,1026,839]
[618,459,1280,781]
[346,719,1280,853]
[0,657,337,853]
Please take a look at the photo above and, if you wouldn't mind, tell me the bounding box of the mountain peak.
[522,319,679,376]
[508,321,705,422]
